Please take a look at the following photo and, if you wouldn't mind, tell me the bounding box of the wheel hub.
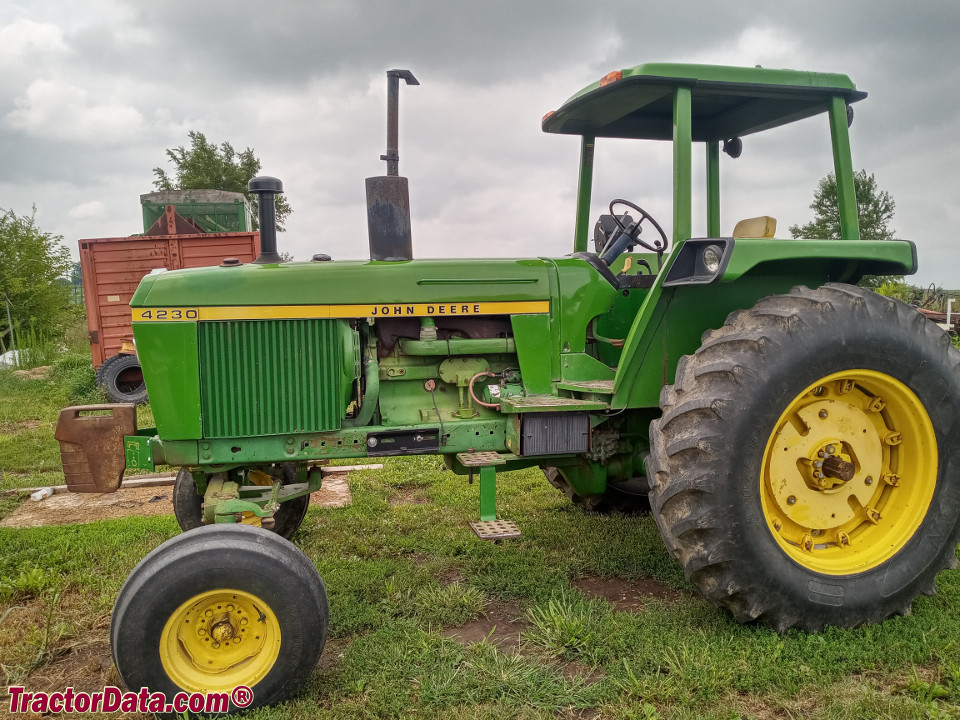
[209,616,237,642]
[802,440,856,491]
[761,370,937,575]
[159,589,280,693]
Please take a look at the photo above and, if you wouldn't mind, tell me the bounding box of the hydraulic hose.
[469,371,500,409]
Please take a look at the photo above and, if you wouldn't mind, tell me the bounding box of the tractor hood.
[130,258,553,310]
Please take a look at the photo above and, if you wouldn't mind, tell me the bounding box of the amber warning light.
[600,70,623,87]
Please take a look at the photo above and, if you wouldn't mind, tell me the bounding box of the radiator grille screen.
[199,319,342,438]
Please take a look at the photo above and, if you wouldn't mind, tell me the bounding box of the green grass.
[3,365,960,718]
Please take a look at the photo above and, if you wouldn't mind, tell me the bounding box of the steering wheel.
[608,199,668,255]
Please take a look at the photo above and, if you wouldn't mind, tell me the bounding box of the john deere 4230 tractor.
[57,63,960,710]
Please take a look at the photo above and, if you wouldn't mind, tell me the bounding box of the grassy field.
[3,363,960,719]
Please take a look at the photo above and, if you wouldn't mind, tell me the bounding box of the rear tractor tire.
[95,353,148,405]
[648,283,960,632]
[111,525,327,712]
[543,466,650,514]
[174,465,311,540]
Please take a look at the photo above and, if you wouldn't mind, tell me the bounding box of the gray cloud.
[0,0,957,285]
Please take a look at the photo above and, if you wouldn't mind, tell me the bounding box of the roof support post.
[573,135,595,252]
[706,140,721,237]
[828,96,860,240]
[673,87,693,246]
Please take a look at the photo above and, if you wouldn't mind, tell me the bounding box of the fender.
[611,237,917,410]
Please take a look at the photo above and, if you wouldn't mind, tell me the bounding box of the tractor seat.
[733,216,777,238]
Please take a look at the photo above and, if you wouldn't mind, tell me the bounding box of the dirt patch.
[12,366,52,380]
[316,637,352,671]
[0,419,48,433]
[561,659,605,684]
[10,642,147,719]
[572,575,683,611]
[2,474,353,529]
[559,708,600,719]
[25,642,119,696]
[443,602,527,650]
[312,473,353,509]
[1,486,177,528]
[389,484,429,506]
[439,567,464,585]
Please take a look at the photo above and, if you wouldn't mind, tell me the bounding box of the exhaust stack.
[366,69,419,262]
[249,175,284,264]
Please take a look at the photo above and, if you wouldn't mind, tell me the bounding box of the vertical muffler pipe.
[249,175,284,264]
[366,69,418,262]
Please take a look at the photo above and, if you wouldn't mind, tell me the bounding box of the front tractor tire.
[173,466,311,539]
[111,525,328,712]
[648,283,960,632]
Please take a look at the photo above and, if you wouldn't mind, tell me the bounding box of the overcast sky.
[1,1,957,286]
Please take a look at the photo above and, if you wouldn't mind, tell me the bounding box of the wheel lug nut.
[205,610,213,617]
[819,410,828,419]
[826,444,836,454]
[818,450,825,458]
[814,460,823,468]
[787,496,796,505]
[865,476,873,485]
[240,617,248,625]
[227,604,234,611]
[212,642,220,649]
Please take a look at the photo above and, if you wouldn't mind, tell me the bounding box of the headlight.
[702,245,723,274]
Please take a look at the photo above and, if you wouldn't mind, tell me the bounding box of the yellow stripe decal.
[132,301,550,322]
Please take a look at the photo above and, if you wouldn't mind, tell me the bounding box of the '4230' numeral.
[139,308,198,320]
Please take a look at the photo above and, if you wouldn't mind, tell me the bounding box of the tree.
[153,131,292,232]
[789,169,899,288]
[0,207,73,351]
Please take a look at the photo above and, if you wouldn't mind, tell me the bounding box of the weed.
[5,327,61,369]
[905,665,960,719]
[525,589,615,663]
[1,588,65,686]
[0,565,58,602]
[414,582,487,625]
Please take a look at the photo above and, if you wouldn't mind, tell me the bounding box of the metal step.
[469,519,521,540]
[555,379,615,394]
[456,451,506,467]
[499,395,608,412]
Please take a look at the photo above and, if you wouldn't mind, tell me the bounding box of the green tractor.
[58,63,960,710]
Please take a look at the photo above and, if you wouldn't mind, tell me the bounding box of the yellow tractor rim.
[761,369,937,575]
[159,589,281,694]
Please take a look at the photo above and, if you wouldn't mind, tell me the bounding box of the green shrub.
[51,352,105,405]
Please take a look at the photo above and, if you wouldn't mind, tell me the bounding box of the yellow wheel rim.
[761,370,937,575]
[159,589,281,693]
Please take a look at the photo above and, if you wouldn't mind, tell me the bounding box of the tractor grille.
[199,319,343,438]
